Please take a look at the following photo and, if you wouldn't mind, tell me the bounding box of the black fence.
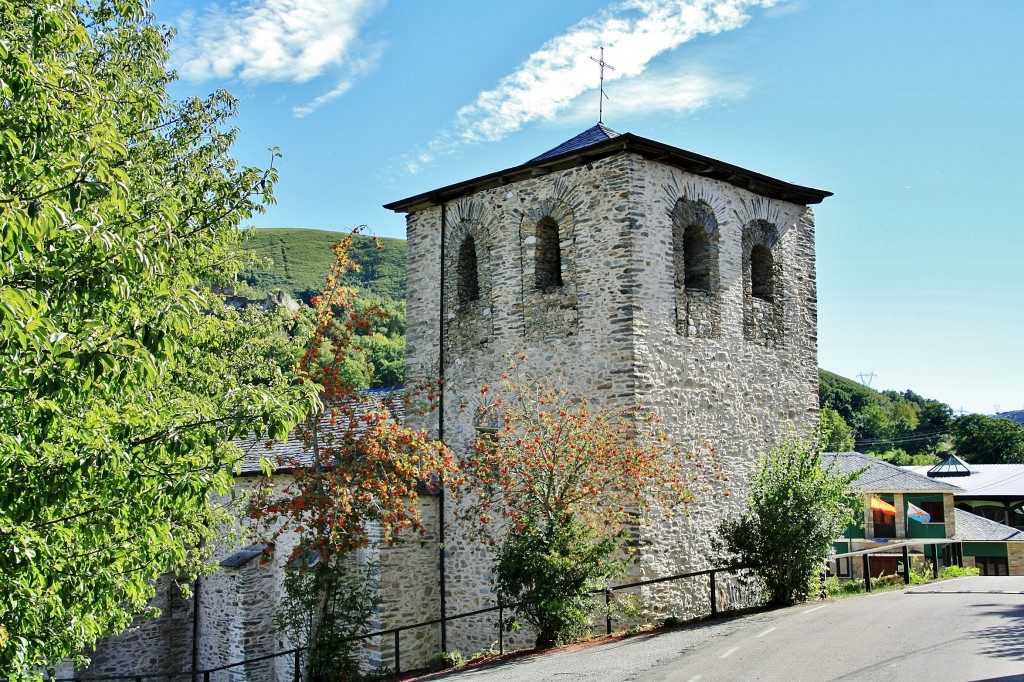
[54,565,755,682]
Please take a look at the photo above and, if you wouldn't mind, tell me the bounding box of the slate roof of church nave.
[232,387,406,476]
[384,124,832,213]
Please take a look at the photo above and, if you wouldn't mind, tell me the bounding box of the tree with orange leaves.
[457,358,722,648]
[248,229,456,678]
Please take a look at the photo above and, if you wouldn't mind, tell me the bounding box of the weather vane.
[590,47,615,124]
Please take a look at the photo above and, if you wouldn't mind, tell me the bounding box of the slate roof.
[821,452,963,493]
[527,123,620,163]
[220,543,266,568]
[233,388,406,476]
[384,128,832,213]
[906,463,1024,499]
[951,509,1024,542]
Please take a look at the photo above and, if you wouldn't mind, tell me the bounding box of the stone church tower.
[385,124,831,653]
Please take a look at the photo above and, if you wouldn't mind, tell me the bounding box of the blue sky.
[155,0,1023,417]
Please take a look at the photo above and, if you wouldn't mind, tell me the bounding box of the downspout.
[191,575,200,682]
[437,200,448,652]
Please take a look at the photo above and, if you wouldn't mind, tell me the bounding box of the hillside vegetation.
[238,228,406,303]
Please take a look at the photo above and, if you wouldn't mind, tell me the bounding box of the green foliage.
[939,564,980,579]
[818,371,953,457]
[719,432,860,606]
[426,650,467,672]
[239,228,407,303]
[495,517,621,649]
[952,413,1024,464]
[820,406,855,451]
[276,560,379,682]
[0,0,318,671]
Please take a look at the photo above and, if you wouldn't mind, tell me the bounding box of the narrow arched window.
[457,235,479,306]
[751,244,773,302]
[683,224,711,291]
[535,217,562,289]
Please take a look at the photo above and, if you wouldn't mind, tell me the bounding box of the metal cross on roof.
[590,47,615,124]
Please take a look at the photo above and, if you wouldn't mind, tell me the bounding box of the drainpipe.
[191,575,200,682]
[437,200,449,652]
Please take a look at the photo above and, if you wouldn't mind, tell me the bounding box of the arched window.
[535,217,562,289]
[457,235,479,306]
[750,244,773,302]
[683,224,712,291]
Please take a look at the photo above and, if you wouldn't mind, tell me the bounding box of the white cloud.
[560,67,750,123]
[171,0,386,84]
[419,0,776,163]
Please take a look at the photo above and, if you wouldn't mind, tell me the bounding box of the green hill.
[237,228,406,303]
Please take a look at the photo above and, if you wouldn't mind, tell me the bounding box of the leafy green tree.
[718,432,859,606]
[0,1,316,671]
[952,414,1024,464]
[819,407,855,452]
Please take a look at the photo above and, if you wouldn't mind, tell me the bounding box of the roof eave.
[384,133,832,213]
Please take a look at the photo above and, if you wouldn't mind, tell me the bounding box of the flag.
[870,496,897,514]
[907,502,931,524]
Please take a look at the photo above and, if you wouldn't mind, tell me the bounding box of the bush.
[718,433,860,605]
[427,650,467,672]
[495,517,621,649]
[824,576,865,598]
[939,565,980,579]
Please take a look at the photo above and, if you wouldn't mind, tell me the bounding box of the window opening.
[458,235,480,306]
[683,224,711,291]
[535,217,563,289]
[750,244,773,302]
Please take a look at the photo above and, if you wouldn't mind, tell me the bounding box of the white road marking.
[756,627,777,638]
[684,677,702,682]
[719,647,739,659]
[801,604,827,614]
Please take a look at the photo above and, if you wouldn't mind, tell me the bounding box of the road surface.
[426,576,1024,681]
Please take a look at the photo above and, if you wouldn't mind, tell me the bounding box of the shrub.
[940,565,980,579]
[427,650,467,672]
[718,433,860,605]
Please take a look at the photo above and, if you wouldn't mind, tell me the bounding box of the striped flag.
[907,502,931,524]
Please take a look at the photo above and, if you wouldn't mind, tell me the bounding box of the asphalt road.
[427,577,1024,682]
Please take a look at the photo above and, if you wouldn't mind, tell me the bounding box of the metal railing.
[58,565,753,682]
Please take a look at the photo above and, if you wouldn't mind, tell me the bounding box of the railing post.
[709,571,718,617]
[394,630,401,675]
[931,543,939,578]
[498,597,504,655]
[863,555,871,592]
[902,545,911,585]
[605,588,612,635]
[293,649,301,682]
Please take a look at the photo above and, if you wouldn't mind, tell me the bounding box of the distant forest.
[238,228,1024,464]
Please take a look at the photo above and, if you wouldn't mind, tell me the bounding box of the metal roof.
[821,452,963,493]
[906,463,1024,500]
[952,508,1024,542]
[384,129,833,214]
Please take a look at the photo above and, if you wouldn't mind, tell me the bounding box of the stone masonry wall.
[403,149,819,653]
[83,474,442,680]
